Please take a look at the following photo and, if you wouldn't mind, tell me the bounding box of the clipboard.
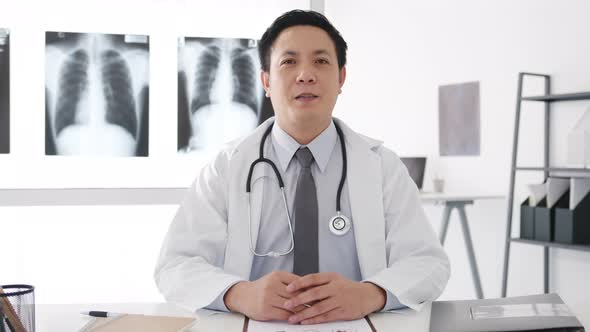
[242,316,377,332]
[81,314,195,332]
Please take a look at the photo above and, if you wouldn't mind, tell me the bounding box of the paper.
[527,183,546,206]
[568,108,590,166]
[571,177,590,209]
[79,316,121,332]
[80,314,195,332]
[470,303,574,320]
[546,177,569,208]
[247,317,373,332]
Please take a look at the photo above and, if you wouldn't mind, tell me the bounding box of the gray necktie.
[293,147,319,276]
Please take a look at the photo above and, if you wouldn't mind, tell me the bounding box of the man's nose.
[296,67,317,84]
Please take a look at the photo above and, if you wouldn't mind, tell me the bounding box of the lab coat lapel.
[336,119,387,278]
[225,118,274,280]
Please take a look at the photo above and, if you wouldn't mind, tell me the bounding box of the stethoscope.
[246,121,352,257]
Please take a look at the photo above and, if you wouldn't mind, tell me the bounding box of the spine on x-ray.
[191,45,220,114]
[231,48,259,114]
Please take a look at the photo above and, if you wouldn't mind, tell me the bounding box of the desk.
[35,302,432,331]
[421,193,504,300]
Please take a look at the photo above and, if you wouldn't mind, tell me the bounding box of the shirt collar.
[271,120,337,173]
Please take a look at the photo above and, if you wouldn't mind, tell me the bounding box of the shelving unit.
[511,238,590,253]
[501,72,590,297]
[515,167,590,172]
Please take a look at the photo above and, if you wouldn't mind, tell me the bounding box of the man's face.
[261,25,346,129]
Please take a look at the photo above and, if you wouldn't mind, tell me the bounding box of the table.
[421,193,504,299]
[35,302,432,331]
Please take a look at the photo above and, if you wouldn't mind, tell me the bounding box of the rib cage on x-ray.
[0,29,9,154]
[178,37,268,153]
[45,32,149,156]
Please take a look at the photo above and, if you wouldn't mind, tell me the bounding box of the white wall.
[326,0,590,326]
[0,0,309,301]
[1,0,590,327]
[0,0,309,188]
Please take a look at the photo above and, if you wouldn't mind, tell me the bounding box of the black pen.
[81,311,124,318]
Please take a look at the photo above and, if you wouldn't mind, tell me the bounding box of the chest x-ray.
[45,32,149,156]
[178,37,273,154]
[0,29,9,154]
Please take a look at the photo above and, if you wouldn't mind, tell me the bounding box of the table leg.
[457,205,484,299]
[439,205,453,245]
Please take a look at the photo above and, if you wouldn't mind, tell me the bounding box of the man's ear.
[261,70,270,97]
[339,66,347,87]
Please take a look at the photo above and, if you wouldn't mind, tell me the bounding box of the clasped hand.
[224,271,386,324]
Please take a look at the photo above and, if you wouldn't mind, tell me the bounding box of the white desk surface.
[36,302,431,331]
[420,192,504,202]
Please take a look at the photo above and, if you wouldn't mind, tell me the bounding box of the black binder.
[430,293,584,332]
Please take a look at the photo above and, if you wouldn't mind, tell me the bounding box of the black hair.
[258,10,347,72]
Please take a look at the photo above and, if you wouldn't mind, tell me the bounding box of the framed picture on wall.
[45,31,150,156]
[177,36,273,154]
[439,81,481,156]
[0,28,9,154]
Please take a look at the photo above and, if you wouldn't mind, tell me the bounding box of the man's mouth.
[295,93,319,100]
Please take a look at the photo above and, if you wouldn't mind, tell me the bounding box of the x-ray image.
[0,29,9,154]
[45,31,149,156]
[178,37,273,153]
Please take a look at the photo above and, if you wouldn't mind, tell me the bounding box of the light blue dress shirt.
[207,120,404,311]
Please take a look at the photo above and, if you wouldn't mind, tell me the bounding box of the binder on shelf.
[571,177,590,209]
[555,189,590,244]
[520,198,535,239]
[534,197,554,242]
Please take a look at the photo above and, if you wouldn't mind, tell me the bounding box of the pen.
[80,311,124,318]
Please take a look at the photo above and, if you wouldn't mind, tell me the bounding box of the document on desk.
[247,317,375,332]
[471,303,574,319]
[79,314,195,332]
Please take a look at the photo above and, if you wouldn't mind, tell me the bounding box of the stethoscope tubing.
[246,121,348,257]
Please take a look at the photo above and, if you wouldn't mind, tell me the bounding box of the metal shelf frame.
[501,72,590,297]
[511,238,590,253]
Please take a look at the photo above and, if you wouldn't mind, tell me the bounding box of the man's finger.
[274,271,300,284]
[300,307,344,325]
[290,304,307,313]
[287,297,339,324]
[267,294,292,309]
[284,284,330,310]
[286,272,333,293]
[276,285,303,299]
[264,306,293,321]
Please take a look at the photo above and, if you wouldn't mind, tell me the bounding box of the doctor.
[155,10,450,325]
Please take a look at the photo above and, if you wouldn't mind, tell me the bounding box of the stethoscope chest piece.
[329,212,351,236]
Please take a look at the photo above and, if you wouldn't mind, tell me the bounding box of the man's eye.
[281,59,295,65]
[316,59,329,64]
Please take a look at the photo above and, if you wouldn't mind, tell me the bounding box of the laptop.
[400,157,427,190]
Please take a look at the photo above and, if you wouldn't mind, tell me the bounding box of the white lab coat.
[155,117,450,312]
